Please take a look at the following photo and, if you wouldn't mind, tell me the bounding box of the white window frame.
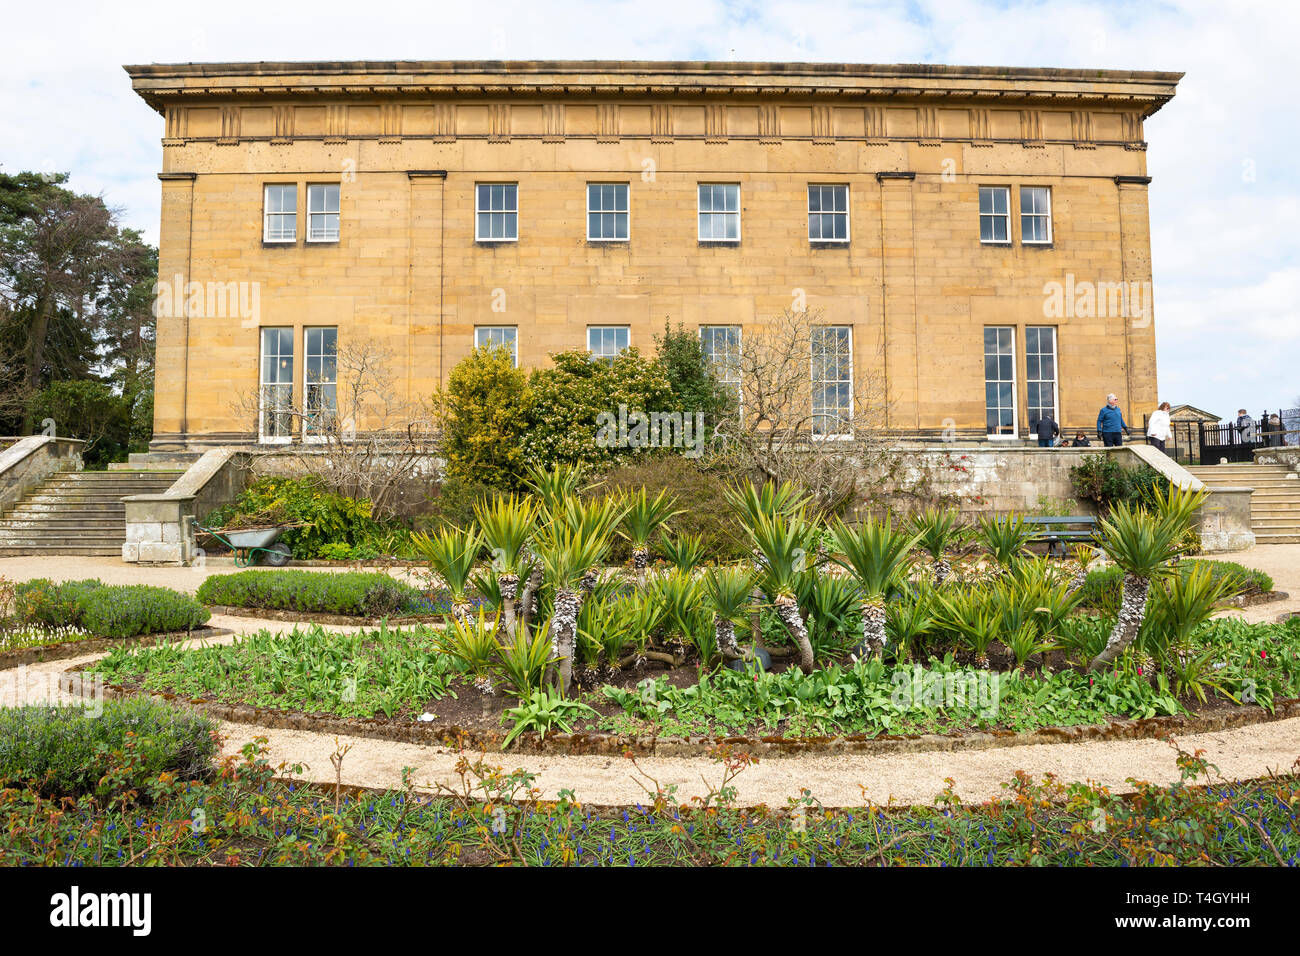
[978,186,1011,244]
[263,185,297,243]
[1025,326,1059,428]
[258,326,294,444]
[586,183,630,242]
[475,326,519,367]
[302,326,338,442]
[984,325,1018,439]
[1020,186,1053,245]
[807,184,850,243]
[699,325,743,415]
[306,184,340,243]
[810,325,854,440]
[587,325,629,364]
[697,183,741,242]
[475,183,519,242]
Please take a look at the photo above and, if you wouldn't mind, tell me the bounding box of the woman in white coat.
[1147,401,1173,455]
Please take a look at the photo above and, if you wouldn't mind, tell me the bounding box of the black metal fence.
[1143,409,1297,465]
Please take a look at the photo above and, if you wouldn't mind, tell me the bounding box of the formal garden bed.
[0,577,217,667]
[1,698,1295,864]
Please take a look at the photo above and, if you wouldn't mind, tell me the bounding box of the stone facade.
[126,60,1179,449]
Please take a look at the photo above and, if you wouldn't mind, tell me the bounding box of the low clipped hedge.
[13,579,210,639]
[196,569,421,618]
[1076,560,1274,613]
[0,698,217,797]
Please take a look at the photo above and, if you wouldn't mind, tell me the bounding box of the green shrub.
[422,478,504,532]
[196,569,422,617]
[435,346,534,489]
[521,349,676,468]
[595,456,750,562]
[1075,559,1272,613]
[203,475,381,558]
[0,697,217,797]
[13,579,207,638]
[653,320,736,433]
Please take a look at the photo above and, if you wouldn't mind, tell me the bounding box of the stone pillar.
[153,172,197,449]
[122,494,198,565]
[1196,487,1255,553]
[1115,176,1158,417]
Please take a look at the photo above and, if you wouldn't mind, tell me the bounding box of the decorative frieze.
[542,103,564,142]
[705,104,726,143]
[324,104,348,143]
[650,104,672,143]
[916,106,940,145]
[488,103,510,142]
[271,105,293,144]
[757,104,780,143]
[597,104,618,142]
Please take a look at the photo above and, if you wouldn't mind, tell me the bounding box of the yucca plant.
[411,525,483,621]
[700,565,757,659]
[976,512,1037,572]
[1087,501,1191,672]
[555,495,628,590]
[886,580,937,662]
[493,622,556,699]
[935,588,1002,667]
[531,520,612,695]
[659,531,709,573]
[1140,560,1241,666]
[1065,542,1099,595]
[524,462,589,518]
[438,607,502,694]
[909,507,964,585]
[619,489,682,586]
[829,516,919,660]
[474,494,539,638]
[796,572,863,660]
[1003,620,1056,671]
[724,479,811,526]
[747,512,816,673]
[1147,482,1209,561]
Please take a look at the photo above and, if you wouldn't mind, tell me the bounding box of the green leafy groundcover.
[0,737,1295,866]
[196,569,423,618]
[92,625,455,720]
[9,579,209,641]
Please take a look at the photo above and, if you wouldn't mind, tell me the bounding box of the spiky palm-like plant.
[555,495,628,591]
[439,607,503,694]
[1087,502,1190,672]
[886,580,937,662]
[748,512,817,674]
[474,494,539,639]
[699,565,757,660]
[1065,543,1099,595]
[524,462,589,518]
[659,531,709,573]
[934,587,1003,667]
[532,520,613,695]
[411,526,483,621]
[829,516,920,660]
[976,512,1037,572]
[618,489,682,586]
[909,507,964,585]
[1140,560,1240,667]
[724,479,811,527]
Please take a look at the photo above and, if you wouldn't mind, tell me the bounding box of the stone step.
[0,546,121,556]
[0,519,124,531]
[1255,533,1300,544]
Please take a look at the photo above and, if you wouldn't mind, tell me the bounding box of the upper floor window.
[1020,186,1052,244]
[979,186,1010,244]
[588,326,629,364]
[307,185,340,242]
[476,183,518,241]
[587,183,629,241]
[811,326,853,438]
[475,326,519,367]
[698,184,740,242]
[264,185,297,243]
[808,185,849,242]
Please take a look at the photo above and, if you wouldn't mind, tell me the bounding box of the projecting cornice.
[124,59,1183,118]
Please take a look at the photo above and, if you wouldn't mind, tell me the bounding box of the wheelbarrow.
[195,523,299,567]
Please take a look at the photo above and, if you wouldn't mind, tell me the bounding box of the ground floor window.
[475,326,518,366]
[1025,326,1058,427]
[811,325,853,437]
[984,326,1016,436]
[304,327,338,438]
[588,326,629,364]
[260,327,294,441]
[699,325,742,410]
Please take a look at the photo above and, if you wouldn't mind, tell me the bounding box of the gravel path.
[3,546,1299,807]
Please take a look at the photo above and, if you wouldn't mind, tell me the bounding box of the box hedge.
[196,569,421,617]
[13,579,210,639]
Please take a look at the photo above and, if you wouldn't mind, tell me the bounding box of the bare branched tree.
[234,339,439,518]
[710,308,894,516]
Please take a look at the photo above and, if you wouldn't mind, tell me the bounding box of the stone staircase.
[1186,463,1300,545]
[0,469,184,556]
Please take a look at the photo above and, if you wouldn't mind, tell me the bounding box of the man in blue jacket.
[1096,394,1131,446]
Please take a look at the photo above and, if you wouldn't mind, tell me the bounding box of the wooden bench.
[1022,515,1099,557]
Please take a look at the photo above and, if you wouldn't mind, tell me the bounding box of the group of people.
[1031,398,1289,453]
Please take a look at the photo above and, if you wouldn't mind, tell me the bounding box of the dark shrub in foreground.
[0,698,217,797]
[196,569,421,617]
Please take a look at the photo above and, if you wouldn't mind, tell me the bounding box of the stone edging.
[57,665,1300,758]
[0,626,232,671]
[205,605,447,627]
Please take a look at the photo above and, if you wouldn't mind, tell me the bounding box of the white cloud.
[1,0,1294,418]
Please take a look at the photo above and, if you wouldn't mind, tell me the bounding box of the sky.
[1,0,1295,420]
